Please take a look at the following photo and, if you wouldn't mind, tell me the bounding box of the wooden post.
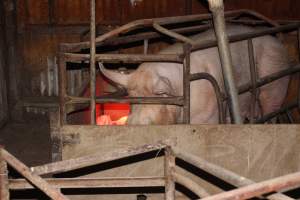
[0,147,9,200]
[164,147,175,200]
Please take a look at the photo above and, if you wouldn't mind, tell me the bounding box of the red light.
[97,115,128,125]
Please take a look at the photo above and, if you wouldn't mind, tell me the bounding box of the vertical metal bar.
[248,39,258,123]
[144,39,149,54]
[208,0,242,124]
[90,0,96,125]
[58,52,67,125]
[183,44,192,124]
[0,147,9,200]
[286,110,294,123]
[297,28,300,111]
[165,147,175,200]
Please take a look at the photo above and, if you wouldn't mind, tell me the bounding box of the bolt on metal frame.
[58,0,300,125]
[1,140,299,200]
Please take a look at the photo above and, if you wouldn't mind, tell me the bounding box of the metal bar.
[298,28,300,111]
[248,39,258,123]
[31,140,172,176]
[144,39,148,54]
[65,24,211,50]
[255,101,298,123]
[173,148,293,200]
[153,22,195,45]
[90,0,96,124]
[60,10,248,52]
[9,177,165,190]
[190,73,225,123]
[238,65,300,95]
[192,23,300,51]
[63,53,184,63]
[286,110,295,124]
[1,148,70,200]
[201,171,300,200]
[0,148,9,200]
[66,96,184,106]
[208,0,242,124]
[58,52,67,125]
[183,44,192,123]
[173,172,210,198]
[164,147,175,200]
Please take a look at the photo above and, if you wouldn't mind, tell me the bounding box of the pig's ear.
[153,76,175,96]
[99,62,132,87]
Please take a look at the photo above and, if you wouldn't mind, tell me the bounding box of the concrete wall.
[58,124,300,199]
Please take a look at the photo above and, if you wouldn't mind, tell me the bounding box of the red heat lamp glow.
[82,74,130,126]
[97,115,128,125]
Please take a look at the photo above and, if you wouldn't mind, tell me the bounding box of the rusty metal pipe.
[208,0,242,124]
[63,53,184,63]
[173,172,210,198]
[9,177,165,190]
[248,39,259,123]
[61,9,281,53]
[0,148,9,200]
[1,148,70,200]
[190,72,225,123]
[200,170,300,200]
[90,0,96,125]
[58,52,67,125]
[31,140,171,176]
[173,148,294,200]
[183,44,192,124]
[153,23,195,45]
[164,147,175,200]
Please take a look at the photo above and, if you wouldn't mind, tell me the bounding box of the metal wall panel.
[17,0,300,27]
[0,24,8,127]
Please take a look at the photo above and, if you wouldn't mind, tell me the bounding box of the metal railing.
[58,2,300,125]
[1,140,299,200]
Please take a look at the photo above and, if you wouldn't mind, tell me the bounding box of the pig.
[99,25,290,124]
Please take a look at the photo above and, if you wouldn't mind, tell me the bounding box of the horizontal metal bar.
[63,53,184,63]
[60,10,246,52]
[66,96,184,106]
[31,140,172,176]
[93,25,211,47]
[9,177,165,190]
[192,22,300,51]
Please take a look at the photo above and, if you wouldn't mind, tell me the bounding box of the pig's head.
[99,63,182,125]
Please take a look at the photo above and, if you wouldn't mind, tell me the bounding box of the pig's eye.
[154,91,169,97]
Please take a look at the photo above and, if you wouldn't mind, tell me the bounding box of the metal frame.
[1,140,299,200]
[58,1,300,125]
